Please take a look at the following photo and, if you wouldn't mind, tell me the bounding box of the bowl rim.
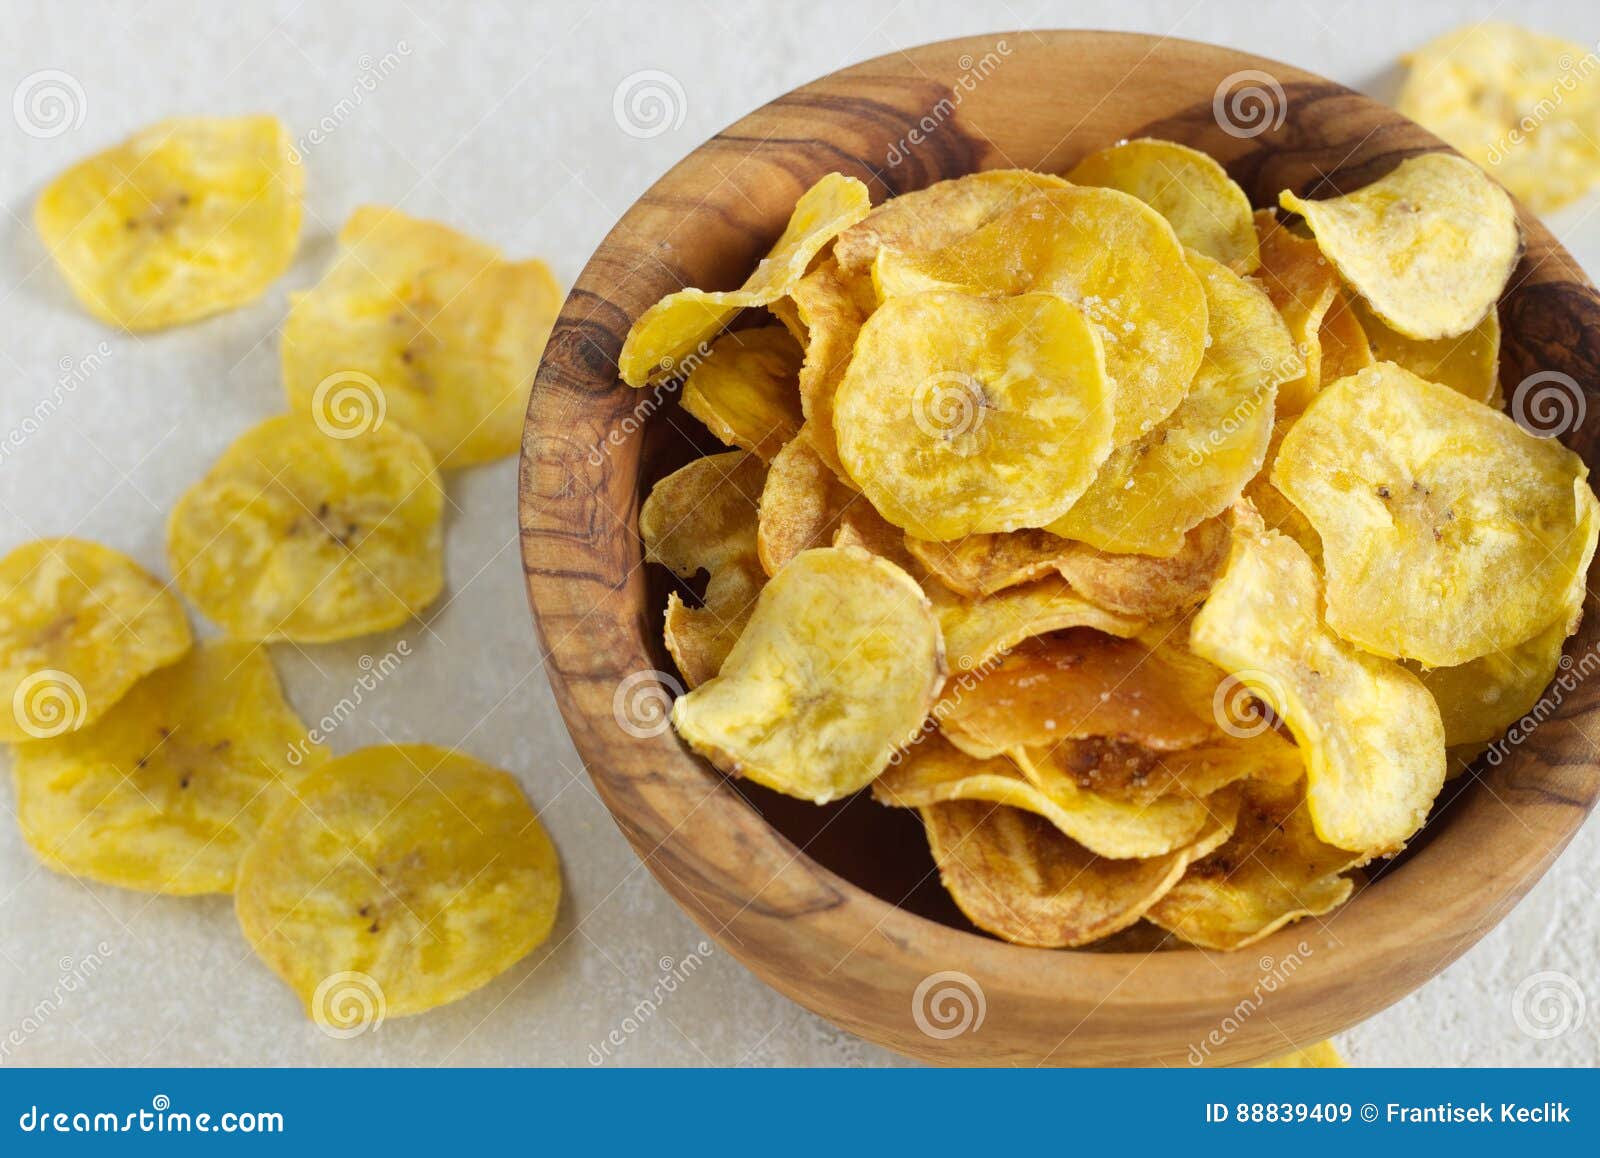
[520,28,1600,1064]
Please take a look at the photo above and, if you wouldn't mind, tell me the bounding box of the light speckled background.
[1,0,1597,1067]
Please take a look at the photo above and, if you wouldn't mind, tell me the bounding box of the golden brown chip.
[1241,417,1322,562]
[1280,153,1519,341]
[905,528,1068,598]
[236,745,560,1022]
[1147,778,1357,950]
[790,259,869,477]
[167,415,444,643]
[1016,729,1303,808]
[34,116,302,330]
[1348,294,1500,404]
[1054,517,1231,621]
[929,576,1144,677]
[755,431,856,576]
[1317,290,1375,384]
[1253,209,1340,414]
[1067,139,1258,272]
[619,173,871,386]
[13,641,324,894]
[874,186,1208,444]
[680,325,805,460]
[670,547,943,803]
[282,206,561,468]
[1,538,191,743]
[1190,505,1445,854]
[1257,1040,1345,1067]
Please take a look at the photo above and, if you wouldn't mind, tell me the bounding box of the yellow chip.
[874,186,1208,444]
[1279,153,1520,341]
[1016,731,1302,809]
[1398,23,1600,213]
[1068,138,1258,273]
[13,641,324,894]
[831,169,1067,274]
[1147,779,1357,950]
[236,744,560,1022]
[755,433,854,576]
[1253,209,1340,414]
[1054,517,1231,621]
[282,206,561,469]
[905,528,1069,598]
[929,576,1144,676]
[1047,253,1300,554]
[680,326,805,460]
[1274,363,1597,665]
[0,538,191,743]
[833,291,1113,539]
[1348,294,1500,404]
[1257,1040,1345,1068]
[874,735,1222,860]
[1317,290,1375,384]
[641,451,767,688]
[919,797,1233,948]
[1242,417,1322,561]
[34,116,301,330]
[1190,505,1445,854]
[167,415,444,643]
[790,260,869,477]
[619,173,871,386]
[670,546,943,803]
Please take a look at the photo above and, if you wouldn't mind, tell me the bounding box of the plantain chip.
[1016,732,1302,809]
[1054,517,1231,620]
[1242,417,1322,562]
[1348,294,1500,404]
[167,415,444,643]
[1317,290,1375,384]
[619,173,871,386]
[1274,363,1597,666]
[873,186,1208,444]
[680,325,805,460]
[1397,23,1600,213]
[1047,253,1299,554]
[1280,153,1519,341]
[1190,505,1445,854]
[919,796,1234,948]
[34,115,301,330]
[1253,209,1340,414]
[905,528,1069,598]
[236,744,560,1021]
[670,546,943,803]
[13,641,323,894]
[929,576,1143,677]
[1258,1040,1345,1067]
[875,735,1221,860]
[282,206,561,468]
[1148,778,1357,950]
[1,538,191,743]
[755,433,855,576]
[790,259,869,477]
[1068,138,1258,273]
[833,291,1114,539]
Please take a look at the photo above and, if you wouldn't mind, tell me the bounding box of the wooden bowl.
[519,30,1600,1065]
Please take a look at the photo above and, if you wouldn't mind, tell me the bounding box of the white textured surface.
[1,0,1597,1067]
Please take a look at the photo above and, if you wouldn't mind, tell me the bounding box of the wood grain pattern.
[519,31,1600,1066]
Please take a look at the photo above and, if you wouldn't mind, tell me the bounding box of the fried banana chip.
[1047,254,1299,554]
[13,641,323,894]
[874,186,1208,444]
[680,326,804,460]
[930,576,1143,676]
[34,116,301,330]
[641,451,767,687]
[920,798,1232,948]
[1016,733,1302,809]
[875,735,1220,860]
[1253,209,1340,414]
[755,433,856,575]
[790,259,869,477]
[1317,290,1375,384]
[905,528,1070,598]
[1258,1040,1345,1068]
[618,173,871,386]
[831,169,1067,274]
[1279,153,1519,341]
[1274,363,1597,665]
[1242,417,1322,562]
[1191,505,1445,853]
[670,547,943,803]
[236,745,560,1021]
[282,206,561,469]
[0,538,191,742]
[1067,139,1258,273]
[167,415,444,643]
[1348,294,1500,404]
[1398,23,1600,213]
[1054,517,1231,620]
[833,292,1113,539]
[1147,778,1357,950]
